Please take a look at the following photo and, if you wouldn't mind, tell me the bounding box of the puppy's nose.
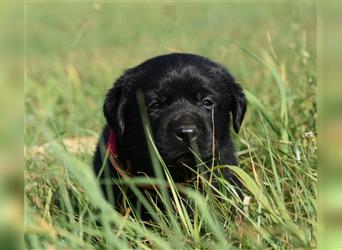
[174,126,198,142]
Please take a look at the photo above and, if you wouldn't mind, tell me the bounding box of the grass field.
[25,2,316,249]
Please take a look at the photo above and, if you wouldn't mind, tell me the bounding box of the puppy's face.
[143,75,226,166]
[104,53,246,168]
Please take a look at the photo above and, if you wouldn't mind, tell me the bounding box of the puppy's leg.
[214,142,244,199]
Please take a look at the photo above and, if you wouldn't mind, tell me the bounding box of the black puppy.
[93,53,246,213]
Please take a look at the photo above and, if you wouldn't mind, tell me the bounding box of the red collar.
[105,129,185,190]
[106,129,130,178]
[106,129,119,158]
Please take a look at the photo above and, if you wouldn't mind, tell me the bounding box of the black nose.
[174,126,198,142]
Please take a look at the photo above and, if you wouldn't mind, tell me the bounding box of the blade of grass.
[244,90,281,136]
[236,44,287,122]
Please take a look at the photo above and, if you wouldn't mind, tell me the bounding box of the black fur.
[93,53,247,215]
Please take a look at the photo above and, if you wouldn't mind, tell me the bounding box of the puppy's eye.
[201,98,214,108]
[148,101,160,111]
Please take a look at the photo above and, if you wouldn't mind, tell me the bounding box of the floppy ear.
[230,82,247,133]
[103,75,129,136]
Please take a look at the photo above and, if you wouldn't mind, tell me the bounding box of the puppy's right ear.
[103,76,129,136]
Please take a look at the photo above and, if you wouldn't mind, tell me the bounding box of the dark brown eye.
[201,98,214,108]
[148,101,160,111]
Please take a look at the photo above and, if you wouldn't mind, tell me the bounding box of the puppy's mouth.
[172,152,196,166]
[161,146,213,167]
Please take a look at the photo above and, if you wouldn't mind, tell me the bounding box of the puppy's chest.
[167,166,198,184]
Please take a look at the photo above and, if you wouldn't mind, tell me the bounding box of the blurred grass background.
[317,1,342,249]
[26,2,316,142]
[25,2,318,249]
[1,2,24,250]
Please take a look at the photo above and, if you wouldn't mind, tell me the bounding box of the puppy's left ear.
[230,82,247,133]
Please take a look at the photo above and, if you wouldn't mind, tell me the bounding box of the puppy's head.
[104,53,246,167]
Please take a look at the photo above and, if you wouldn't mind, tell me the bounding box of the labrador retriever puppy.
[93,53,246,215]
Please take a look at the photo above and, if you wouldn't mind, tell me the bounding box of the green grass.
[25,2,316,249]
